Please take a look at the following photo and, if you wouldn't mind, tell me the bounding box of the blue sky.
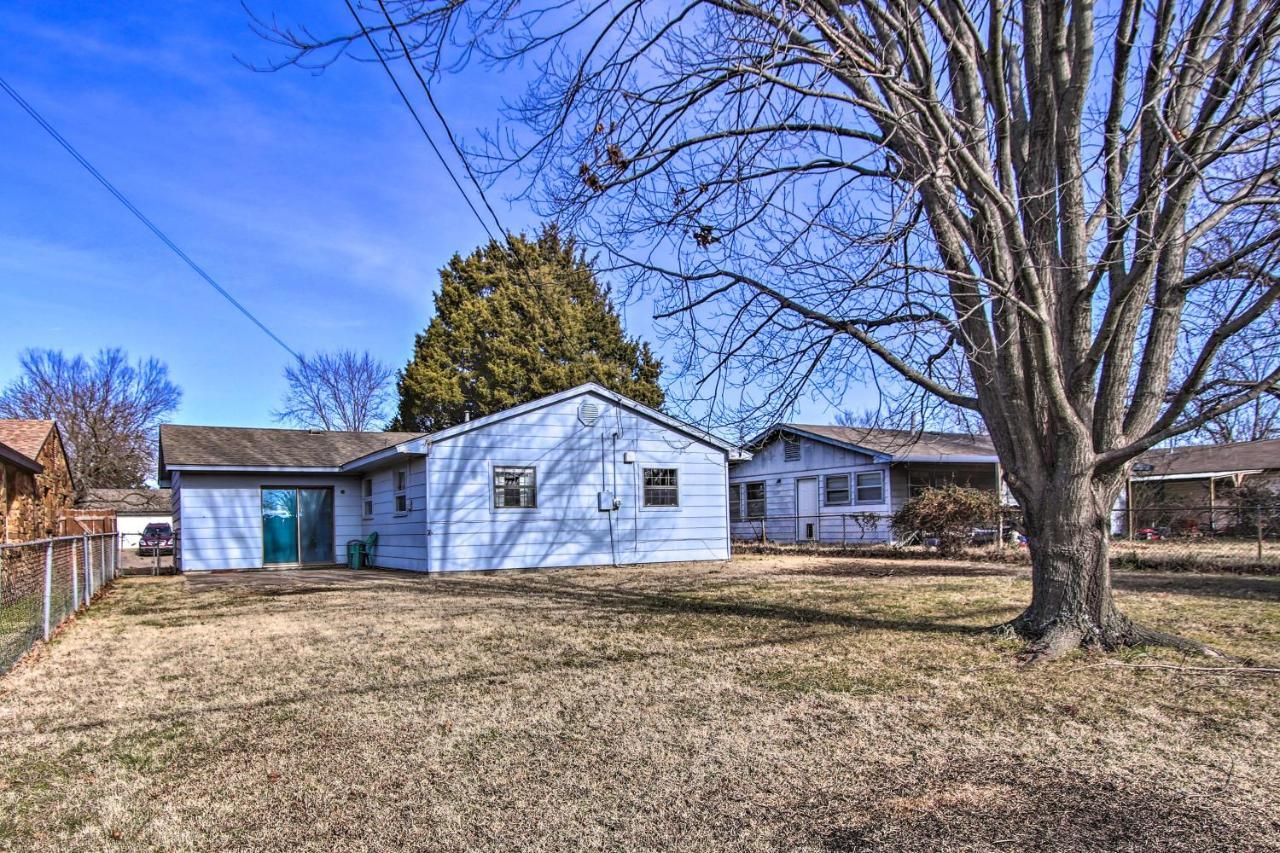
[0,1,857,432]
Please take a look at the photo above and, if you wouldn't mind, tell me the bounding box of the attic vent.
[578,400,601,426]
[783,436,801,462]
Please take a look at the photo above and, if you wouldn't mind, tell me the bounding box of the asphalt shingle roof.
[1136,438,1280,477]
[159,425,424,470]
[779,424,996,459]
[78,488,172,514]
[0,419,54,461]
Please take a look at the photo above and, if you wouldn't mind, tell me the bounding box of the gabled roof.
[748,423,997,463]
[159,425,424,474]
[0,440,42,474]
[1134,438,1280,479]
[162,384,747,476]
[413,383,745,459]
[78,488,172,514]
[0,419,56,461]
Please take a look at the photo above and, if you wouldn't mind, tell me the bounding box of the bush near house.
[893,485,1003,556]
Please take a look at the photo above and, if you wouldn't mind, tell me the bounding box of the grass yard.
[0,555,1276,851]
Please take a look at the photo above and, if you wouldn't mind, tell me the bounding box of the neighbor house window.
[493,466,537,509]
[745,481,766,519]
[394,468,409,514]
[643,468,679,507]
[729,484,742,522]
[824,474,851,506]
[783,436,801,462]
[855,471,884,504]
[362,478,374,518]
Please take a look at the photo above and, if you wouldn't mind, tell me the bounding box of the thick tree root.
[992,612,1231,663]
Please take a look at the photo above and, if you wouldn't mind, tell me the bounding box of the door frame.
[260,485,336,567]
[795,476,819,541]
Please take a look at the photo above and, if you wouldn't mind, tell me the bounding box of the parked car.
[138,523,174,555]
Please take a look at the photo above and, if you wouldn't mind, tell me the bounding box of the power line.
[341,0,501,245]
[373,0,510,238]
[0,75,302,361]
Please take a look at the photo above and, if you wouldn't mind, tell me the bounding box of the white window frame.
[824,474,851,506]
[855,470,884,505]
[492,464,538,510]
[641,467,680,509]
[393,467,409,515]
[361,477,374,519]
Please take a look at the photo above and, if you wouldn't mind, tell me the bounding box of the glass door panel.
[297,488,334,564]
[262,489,299,565]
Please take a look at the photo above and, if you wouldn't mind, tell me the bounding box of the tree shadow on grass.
[1110,570,1280,601]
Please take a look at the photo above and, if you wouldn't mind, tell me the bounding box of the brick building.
[0,420,75,542]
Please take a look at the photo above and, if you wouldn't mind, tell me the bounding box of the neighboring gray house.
[159,384,744,573]
[1117,438,1280,534]
[728,424,1001,543]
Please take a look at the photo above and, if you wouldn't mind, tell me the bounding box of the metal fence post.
[83,534,91,607]
[71,537,79,607]
[42,540,53,641]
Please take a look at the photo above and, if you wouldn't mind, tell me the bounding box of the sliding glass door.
[262,487,334,566]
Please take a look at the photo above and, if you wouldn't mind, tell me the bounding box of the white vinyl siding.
[171,472,362,571]
[426,391,730,571]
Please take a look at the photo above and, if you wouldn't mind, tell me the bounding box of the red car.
[138,522,174,555]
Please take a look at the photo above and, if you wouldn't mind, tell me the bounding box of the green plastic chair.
[345,532,378,569]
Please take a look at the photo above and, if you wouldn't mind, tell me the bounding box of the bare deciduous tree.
[0,348,182,490]
[259,0,1280,658]
[275,350,395,432]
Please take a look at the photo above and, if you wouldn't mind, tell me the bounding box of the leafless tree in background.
[259,0,1280,658]
[0,348,182,491]
[275,350,395,432]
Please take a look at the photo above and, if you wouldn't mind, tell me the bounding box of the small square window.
[855,471,884,504]
[745,481,766,518]
[824,474,851,506]
[643,468,679,507]
[362,478,374,518]
[394,468,409,514]
[493,466,537,509]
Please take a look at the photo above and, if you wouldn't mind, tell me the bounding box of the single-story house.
[0,419,75,543]
[158,384,746,572]
[728,424,1002,543]
[1118,438,1280,534]
[76,488,173,550]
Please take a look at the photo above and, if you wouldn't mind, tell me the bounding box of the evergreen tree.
[391,226,663,431]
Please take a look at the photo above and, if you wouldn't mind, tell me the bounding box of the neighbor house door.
[796,477,819,541]
[262,487,334,566]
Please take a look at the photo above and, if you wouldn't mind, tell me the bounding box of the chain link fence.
[731,505,1280,572]
[0,533,120,675]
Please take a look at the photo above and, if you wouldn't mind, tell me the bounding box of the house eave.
[1132,469,1265,482]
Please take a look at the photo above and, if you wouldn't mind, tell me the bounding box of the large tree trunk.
[1003,471,1220,660]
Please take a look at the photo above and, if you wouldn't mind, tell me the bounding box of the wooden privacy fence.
[57,509,117,536]
[0,533,120,675]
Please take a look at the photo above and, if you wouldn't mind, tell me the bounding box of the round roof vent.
[578,399,601,426]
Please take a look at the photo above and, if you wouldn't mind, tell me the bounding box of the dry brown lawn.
[0,555,1276,851]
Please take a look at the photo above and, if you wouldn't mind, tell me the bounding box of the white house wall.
[358,458,428,572]
[175,472,362,571]
[729,434,892,543]
[426,391,730,571]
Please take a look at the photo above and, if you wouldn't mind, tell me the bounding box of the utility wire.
[341,0,500,245]
[373,0,509,238]
[0,75,302,361]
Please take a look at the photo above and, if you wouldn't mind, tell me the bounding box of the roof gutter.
[1131,469,1265,482]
